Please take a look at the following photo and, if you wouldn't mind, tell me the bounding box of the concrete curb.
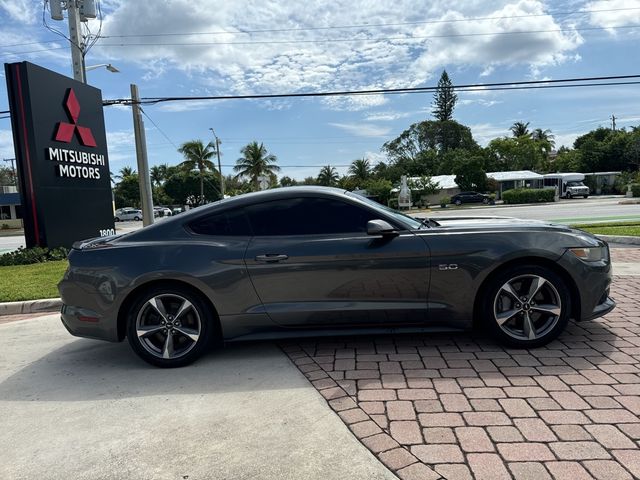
[597,234,640,246]
[0,298,62,316]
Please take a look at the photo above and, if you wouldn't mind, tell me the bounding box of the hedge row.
[502,188,555,205]
[0,246,69,266]
[631,184,640,197]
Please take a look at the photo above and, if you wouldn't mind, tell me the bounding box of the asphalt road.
[0,197,638,254]
[0,314,396,480]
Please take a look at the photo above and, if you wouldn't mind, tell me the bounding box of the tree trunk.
[200,174,204,205]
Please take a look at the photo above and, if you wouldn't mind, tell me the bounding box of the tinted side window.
[245,197,378,236]
[189,209,252,236]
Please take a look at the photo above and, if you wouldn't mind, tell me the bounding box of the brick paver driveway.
[283,248,640,480]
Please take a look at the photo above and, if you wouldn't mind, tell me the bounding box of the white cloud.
[0,129,15,159]
[329,122,391,137]
[364,111,413,122]
[93,0,584,110]
[0,0,38,24]
[586,0,640,33]
[468,123,510,145]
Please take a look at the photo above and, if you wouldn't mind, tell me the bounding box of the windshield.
[567,181,586,187]
[346,191,423,230]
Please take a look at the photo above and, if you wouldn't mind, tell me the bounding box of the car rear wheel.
[482,197,489,204]
[455,199,462,206]
[127,286,215,367]
[482,265,571,348]
[134,216,141,221]
[566,192,572,199]
[114,217,120,222]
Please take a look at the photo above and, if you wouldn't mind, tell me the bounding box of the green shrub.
[440,196,450,207]
[502,188,555,205]
[631,184,640,198]
[0,246,69,266]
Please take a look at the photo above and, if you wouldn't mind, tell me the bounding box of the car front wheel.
[482,265,571,348]
[455,199,462,206]
[127,286,215,367]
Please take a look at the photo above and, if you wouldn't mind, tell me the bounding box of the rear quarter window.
[188,209,252,236]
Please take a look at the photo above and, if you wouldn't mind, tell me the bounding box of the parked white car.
[154,207,173,217]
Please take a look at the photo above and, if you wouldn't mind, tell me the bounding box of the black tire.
[127,285,216,367]
[134,216,141,221]
[584,195,589,199]
[481,264,571,348]
[455,199,462,206]
[114,217,120,222]
[482,197,489,204]
[566,192,572,199]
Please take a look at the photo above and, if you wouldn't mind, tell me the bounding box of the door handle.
[255,254,289,263]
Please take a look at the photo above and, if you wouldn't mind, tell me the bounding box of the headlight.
[568,247,608,262]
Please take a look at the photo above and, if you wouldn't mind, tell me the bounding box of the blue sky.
[1,0,639,180]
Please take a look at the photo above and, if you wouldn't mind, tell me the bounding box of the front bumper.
[583,295,616,322]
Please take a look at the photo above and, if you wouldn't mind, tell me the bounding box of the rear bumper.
[60,304,119,342]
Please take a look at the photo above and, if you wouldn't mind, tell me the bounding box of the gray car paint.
[58,186,614,344]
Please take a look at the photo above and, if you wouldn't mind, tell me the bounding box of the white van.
[543,173,590,199]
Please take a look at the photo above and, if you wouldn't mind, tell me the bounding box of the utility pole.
[48,1,97,83]
[209,128,225,197]
[611,114,617,131]
[2,158,16,185]
[66,1,85,83]
[130,84,154,226]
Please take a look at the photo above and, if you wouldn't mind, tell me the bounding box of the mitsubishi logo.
[54,88,97,147]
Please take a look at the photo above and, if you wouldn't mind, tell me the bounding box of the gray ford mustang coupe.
[58,187,615,367]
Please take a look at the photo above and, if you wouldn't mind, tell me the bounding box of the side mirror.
[367,219,398,237]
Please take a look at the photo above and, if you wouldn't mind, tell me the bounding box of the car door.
[243,195,430,327]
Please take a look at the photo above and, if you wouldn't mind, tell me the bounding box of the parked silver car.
[60,187,615,368]
[114,208,142,222]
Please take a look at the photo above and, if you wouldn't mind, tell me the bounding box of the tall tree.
[178,140,217,205]
[432,70,458,121]
[150,163,169,187]
[234,141,280,190]
[317,165,339,186]
[116,166,136,180]
[510,121,531,138]
[348,158,371,183]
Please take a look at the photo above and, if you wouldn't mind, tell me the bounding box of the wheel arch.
[472,256,581,329]
[117,279,222,341]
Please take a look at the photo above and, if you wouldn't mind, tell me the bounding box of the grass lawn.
[572,221,640,237]
[0,260,68,302]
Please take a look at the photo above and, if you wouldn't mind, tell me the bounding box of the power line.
[101,75,640,106]
[96,24,640,47]
[97,6,640,38]
[139,107,179,149]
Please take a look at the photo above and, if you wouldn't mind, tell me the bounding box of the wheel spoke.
[522,311,537,340]
[496,308,521,326]
[148,297,168,321]
[162,332,175,359]
[500,282,521,301]
[532,304,561,316]
[136,324,164,339]
[527,276,546,300]
[175,326,199,342]
[174,299,194,321]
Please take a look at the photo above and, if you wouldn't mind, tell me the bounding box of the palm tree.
[348,158,371,183]
[317,165,339,186]
[150,163,169,187]
[510,121,531,138]
[178,140,217,205]
[234,141,280,190]
[115,166,136,180]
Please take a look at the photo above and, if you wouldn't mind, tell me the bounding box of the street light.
[209,128,225,198]
[85,63,120,73]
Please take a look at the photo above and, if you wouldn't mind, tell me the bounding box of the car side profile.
[114,208,143,222]
[450,191,490,206]
[59,187,615,367]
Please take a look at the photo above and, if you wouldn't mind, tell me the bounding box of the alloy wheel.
[493,274,562,341]
[135,294,202,359]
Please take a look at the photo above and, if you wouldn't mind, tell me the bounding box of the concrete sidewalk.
[0,314,396,480]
